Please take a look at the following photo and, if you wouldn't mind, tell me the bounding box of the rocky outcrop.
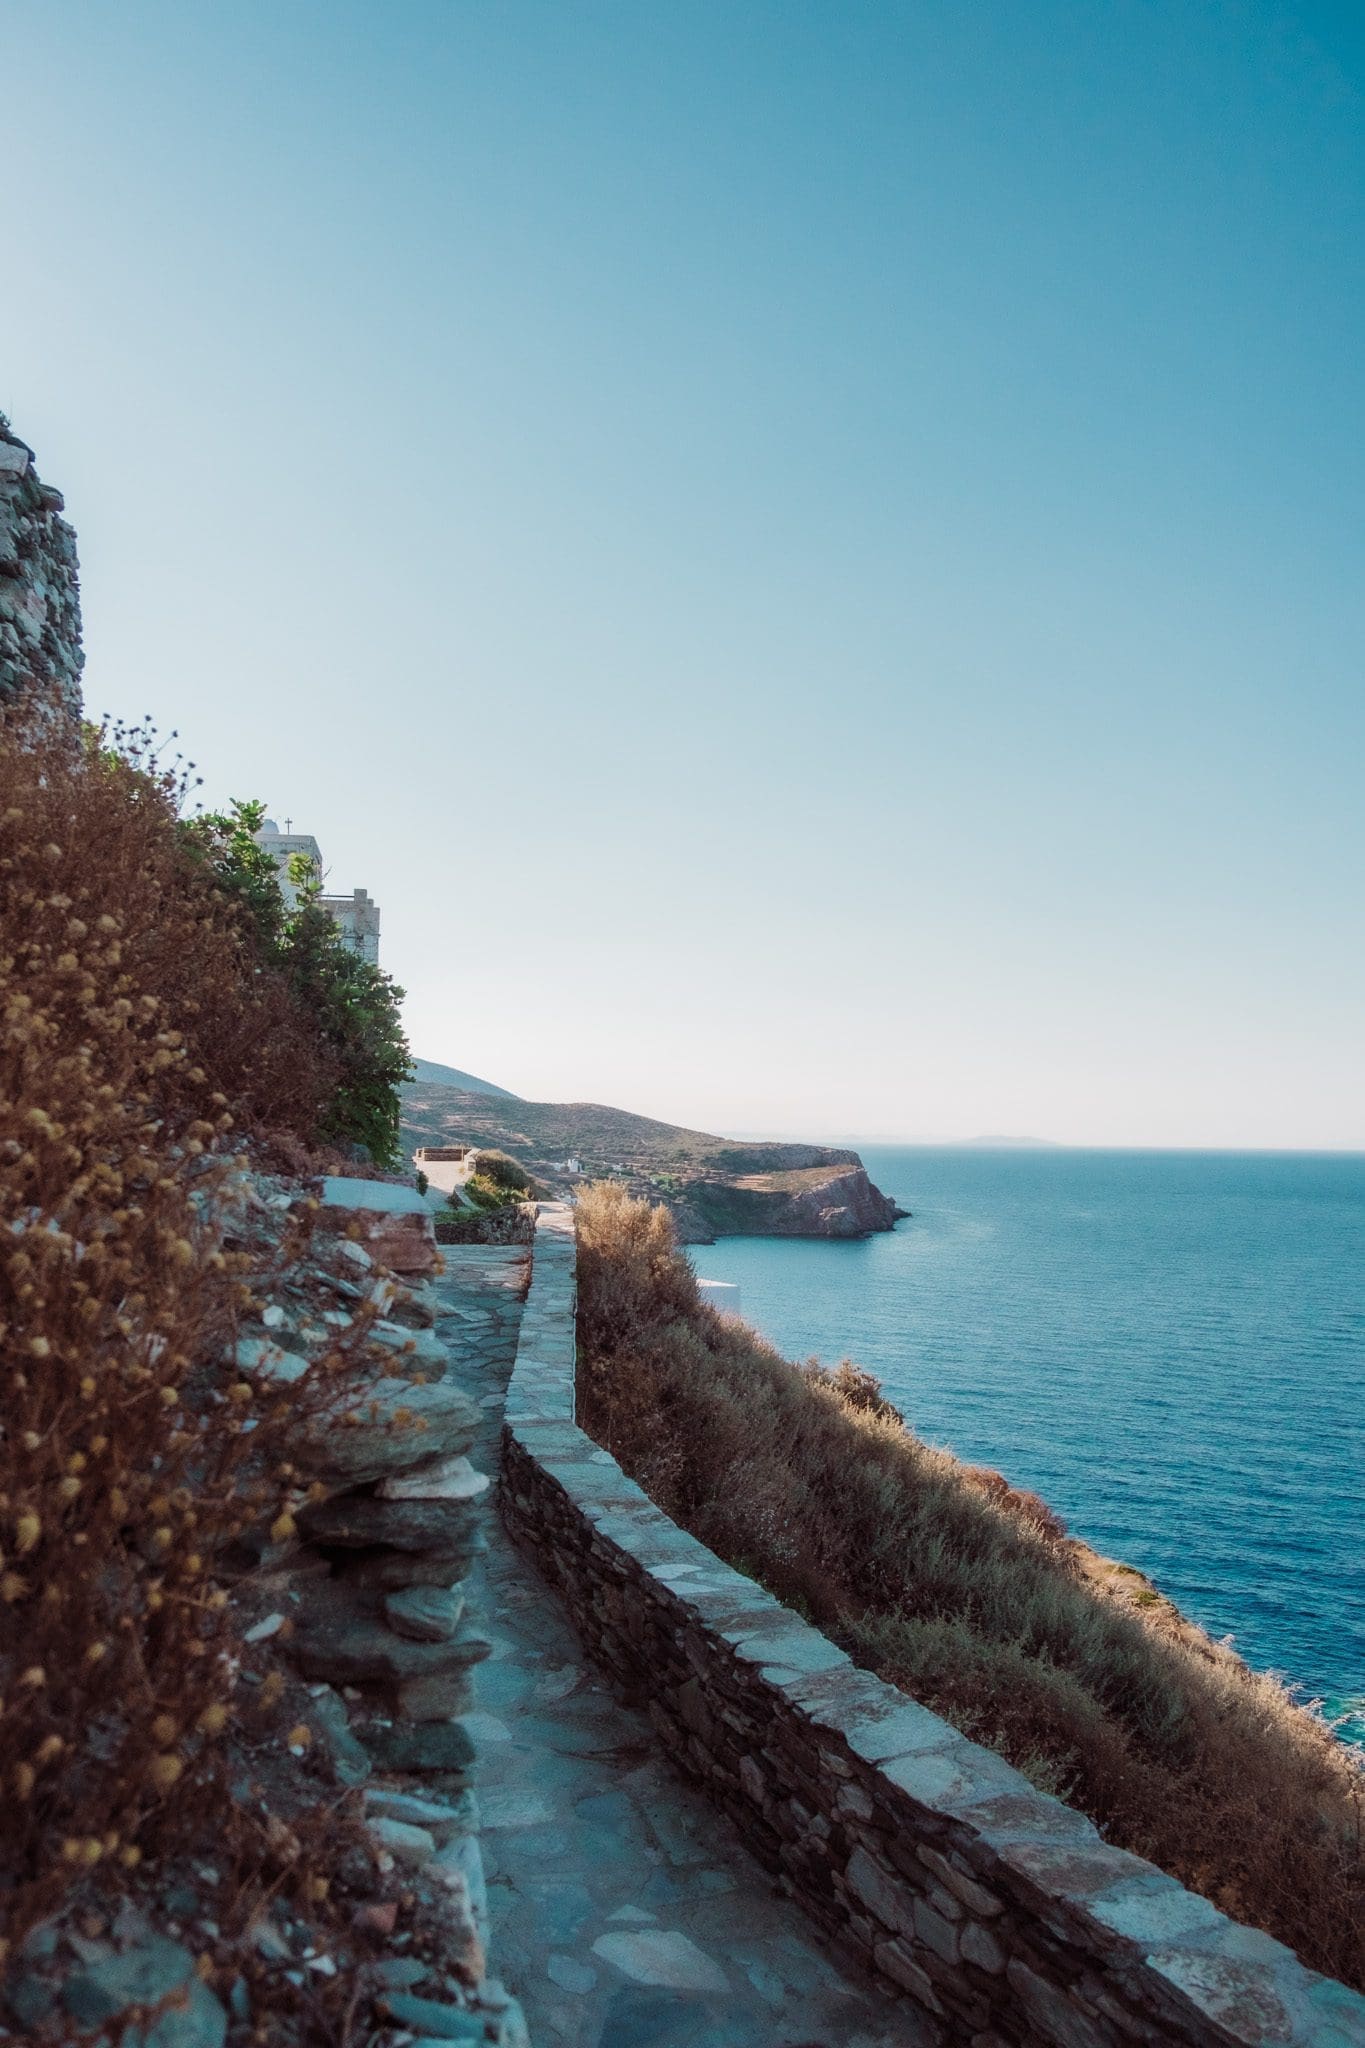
[0,420,83,731]
[677,1164,906,1243]
[315,1174,444,1274]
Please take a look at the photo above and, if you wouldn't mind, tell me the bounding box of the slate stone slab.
[338,1535,485,1591]
[380,1990,485,2039]
[300,1492,482,1553]
[307,1682,372,1787]
[62,1937,228,2048]
[384,1583,466,1641]
[395,1669,478,1721]
[295,1378,479,1488]
[289,1581,493,1685]
[364,1719,477,1774]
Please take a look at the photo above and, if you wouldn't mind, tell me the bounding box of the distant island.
[962,1134,1060,1148]
[401,1069,907,1243]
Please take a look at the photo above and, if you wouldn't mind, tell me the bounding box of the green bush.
[472,1149,531,1193]
[461,1172,519,1212]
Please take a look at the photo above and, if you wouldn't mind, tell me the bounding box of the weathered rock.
[395,1669,479,1721]
[313,1178,441,1275]
[337,1535,485,1592]
[306,1683,371,1787]
[435,1833,489,1940]
[371,1954,426,1989]
[367,1816,437,1867]
[235,1336,311,1385]
[379,1990,485,2040]
[378,1454,491,1503]
[387,1281,440,1330]
[61,1936,227,2047]
[289,1582,492,1686]
[384,1584,466,1641]
[293,1378,479,1488]
[0,420,83,729]
[300,1491,482,1553]
[364,1787,474,1841]
[370,1319,449,1373]
[589,1928,729,1996]
[352,1901,398,1937]
[363,1718,477,1774]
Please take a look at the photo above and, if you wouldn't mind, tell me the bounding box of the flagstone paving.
[434,1247,927,2048]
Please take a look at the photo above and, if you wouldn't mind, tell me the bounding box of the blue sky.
[5,1,1362,1146]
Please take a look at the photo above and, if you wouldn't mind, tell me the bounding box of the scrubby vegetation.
[440,1150,537,1225]
[0,725,411,2022]
[430,1155,536,1244]
[575,1181,1365,1990]
[471,1150,531,1194]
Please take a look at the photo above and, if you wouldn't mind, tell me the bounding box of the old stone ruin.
[0,418,84,729]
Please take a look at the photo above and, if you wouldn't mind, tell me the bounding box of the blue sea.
[688,1147,1365,1740]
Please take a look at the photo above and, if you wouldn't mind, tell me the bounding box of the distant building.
[317,885,381,965]
[413,1146,471,1199]
[255,819,381,964]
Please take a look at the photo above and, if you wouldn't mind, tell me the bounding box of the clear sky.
[5,1,1362,1148]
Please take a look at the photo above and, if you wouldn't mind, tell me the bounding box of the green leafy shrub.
[179,795,410,1167]
[472,1149,531,1193]
[460,1172,519,1213]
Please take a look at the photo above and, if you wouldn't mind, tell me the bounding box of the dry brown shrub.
[0,730,376,1954]
[32,723,341,1150]
[575,1180,1365,1989]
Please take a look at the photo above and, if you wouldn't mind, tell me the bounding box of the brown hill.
[400,1085,905,1243]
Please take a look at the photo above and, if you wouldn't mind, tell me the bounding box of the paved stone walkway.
[434,1248,922,2048]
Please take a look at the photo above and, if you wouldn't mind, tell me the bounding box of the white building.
[255,820,382,964]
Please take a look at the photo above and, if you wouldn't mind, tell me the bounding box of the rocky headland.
[399,1084,906,1243]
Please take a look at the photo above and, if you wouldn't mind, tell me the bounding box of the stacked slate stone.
[263,1180,496,1775]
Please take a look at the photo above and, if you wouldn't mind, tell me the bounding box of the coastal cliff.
[676,1162,903,1241]
[399,1081,906,1242]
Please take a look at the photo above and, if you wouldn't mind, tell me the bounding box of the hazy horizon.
[6,2,1363,1150]
[414,1050,1365,1156]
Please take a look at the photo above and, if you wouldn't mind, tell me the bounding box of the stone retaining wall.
[500,1204,1365,2048]
[0,420,83,729]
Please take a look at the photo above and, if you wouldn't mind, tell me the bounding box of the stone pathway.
[434,1248,922,2048]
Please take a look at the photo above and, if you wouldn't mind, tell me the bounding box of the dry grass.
[0,728,381,1993]
[575,1181,1365,1989]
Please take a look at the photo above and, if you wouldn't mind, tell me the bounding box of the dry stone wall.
[0,420,83,729]
[501,1204,1365,2048]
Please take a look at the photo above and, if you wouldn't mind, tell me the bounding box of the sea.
[687,1146,1364,1742]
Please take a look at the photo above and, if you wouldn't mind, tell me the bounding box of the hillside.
[409,1054,519,1097]
[400,1084,906,1242]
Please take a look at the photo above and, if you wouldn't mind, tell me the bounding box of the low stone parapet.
[500,1204,1365,2048]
